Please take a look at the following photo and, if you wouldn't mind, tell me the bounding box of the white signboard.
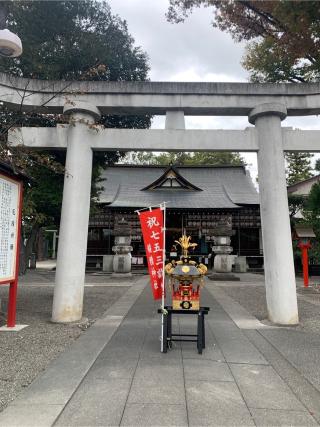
[0,173,21,283]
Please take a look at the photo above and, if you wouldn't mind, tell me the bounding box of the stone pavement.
[1,276,320,426]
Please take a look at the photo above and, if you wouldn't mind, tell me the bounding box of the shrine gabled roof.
[98,165,259,209]
[141,165,202,191]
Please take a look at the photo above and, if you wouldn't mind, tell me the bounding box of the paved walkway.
[1,276,320,426]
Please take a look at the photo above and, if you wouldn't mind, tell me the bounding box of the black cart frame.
[158,306,210,354]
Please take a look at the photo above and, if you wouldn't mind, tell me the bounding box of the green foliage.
[286,152,315,247]
[167,1,320,83]
[23,156,65,226]
[128,151,245,166]
[188,152,244,166]
[244,38,309,83]
[241,1,320,83]
[306,182,320,216]
[299,182,320,260]
[154,152,196,166]
[286,152,313,186]
[315,158,320,172]
[2,0,149,81]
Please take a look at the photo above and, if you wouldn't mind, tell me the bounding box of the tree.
[187,152,244,165]
[168,0,318,220]
[126,151,244,166]
[306,182,320,217]
[287,194,306,220]
[314,158,320,173]
[1,1,149,81]
[152,152,196,166]
[302,182,320,259]
[286,152,313,224]
[286,152,313,186]
[167,1,320,83]
[0,0,150,270]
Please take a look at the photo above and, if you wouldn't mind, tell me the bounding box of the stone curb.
[206,283,278,330]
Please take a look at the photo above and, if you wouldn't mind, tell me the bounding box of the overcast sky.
[107,0,319,179]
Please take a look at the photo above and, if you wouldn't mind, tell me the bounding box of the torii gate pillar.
[249,103,299,325]
[52,101,100,323]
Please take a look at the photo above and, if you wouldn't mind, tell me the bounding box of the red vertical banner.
[138,208,164,300]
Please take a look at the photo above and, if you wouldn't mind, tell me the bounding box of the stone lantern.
[112,217,133,276]
[209,220,239,281]
[212,235,233,273]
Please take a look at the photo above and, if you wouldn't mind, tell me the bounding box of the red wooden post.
[298,241,311,288]
[302,245,309,287]
[7,281,17,327]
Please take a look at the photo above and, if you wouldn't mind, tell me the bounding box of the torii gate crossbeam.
[9,126,320,152]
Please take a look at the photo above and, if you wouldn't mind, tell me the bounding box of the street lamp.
[0,4,22,57]
[0,29,22,57]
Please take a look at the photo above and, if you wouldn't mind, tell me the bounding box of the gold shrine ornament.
[175,234,198,257]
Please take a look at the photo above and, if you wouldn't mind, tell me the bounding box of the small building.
[287,174,320,197]
[287,174,320,219]
[88,165,262,268]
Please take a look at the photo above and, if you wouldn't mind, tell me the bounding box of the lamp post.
[0,4,22,57]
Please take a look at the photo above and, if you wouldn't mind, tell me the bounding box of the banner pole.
[134,202,169,214]
[161,202,166,352]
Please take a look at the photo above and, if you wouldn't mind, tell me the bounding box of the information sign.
[0,173,21,283]
[0,171,23,328]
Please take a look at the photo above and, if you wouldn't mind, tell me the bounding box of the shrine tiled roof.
[98,165,259,209]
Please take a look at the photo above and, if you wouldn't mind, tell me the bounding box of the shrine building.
[88,164,262,268]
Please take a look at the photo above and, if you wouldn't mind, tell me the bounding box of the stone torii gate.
[2,73,320,325]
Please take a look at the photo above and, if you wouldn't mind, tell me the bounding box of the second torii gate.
[3,73,320,325]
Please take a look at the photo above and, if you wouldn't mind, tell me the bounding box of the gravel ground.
[0,278,130,412]
[221,281,320,335]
